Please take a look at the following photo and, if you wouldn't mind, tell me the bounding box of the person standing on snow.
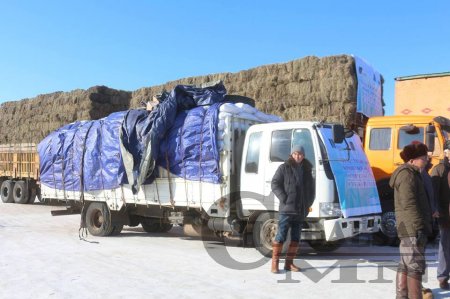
[270,144,314,273]
[390,142,432,298]
[431,143,450,290]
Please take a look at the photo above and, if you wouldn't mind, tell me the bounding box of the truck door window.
[369,128,391,150]
[270,130,292,162]
[397,127,424,149]
[245,132,262,173]
[293,129,315,169]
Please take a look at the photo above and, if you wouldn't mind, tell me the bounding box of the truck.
[0,83,382,254]
[0,143,39,204]
[0,104,450,250]
[363,115,450,243]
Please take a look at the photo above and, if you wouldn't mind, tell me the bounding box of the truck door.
[240,131,268,212]
[365,127,395,181]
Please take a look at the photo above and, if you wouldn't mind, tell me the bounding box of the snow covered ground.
[1,203,449,299]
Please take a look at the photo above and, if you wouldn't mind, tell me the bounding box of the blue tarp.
[38,82,227,194]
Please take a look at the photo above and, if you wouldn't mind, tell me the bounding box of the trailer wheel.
[253,212,280,257]
[1,180,15,203]
[307,240,342,252]
[85,202,113,236]
[13,181,29,204]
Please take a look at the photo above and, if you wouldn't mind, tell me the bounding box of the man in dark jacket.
[431,146,450,290]
[270,144,314,273]
[390,142,432,298]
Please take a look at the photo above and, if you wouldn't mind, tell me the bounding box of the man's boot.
[271,242,283,273]
[395,270,408,299]
[407,272,424,299]
[284,241,301,272]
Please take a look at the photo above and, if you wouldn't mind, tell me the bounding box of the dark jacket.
[431,158,450,227]
[389,163,432,237]
[271,157,314,217]
[421,169,438,213]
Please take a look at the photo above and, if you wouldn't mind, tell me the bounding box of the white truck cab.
[239,121,381,254]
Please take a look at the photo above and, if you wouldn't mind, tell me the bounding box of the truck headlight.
[319,203,342,217]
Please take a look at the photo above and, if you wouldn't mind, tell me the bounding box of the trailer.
[0,143,39,204]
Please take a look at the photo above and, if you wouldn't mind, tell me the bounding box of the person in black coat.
[270,144,314,273]
[431,147,450,290]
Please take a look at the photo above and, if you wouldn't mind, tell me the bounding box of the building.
[395,72,450,117]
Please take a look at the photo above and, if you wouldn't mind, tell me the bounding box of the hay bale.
[0,86,131,144]
[0,55,383,144]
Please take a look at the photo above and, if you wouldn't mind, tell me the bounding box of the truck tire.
[1,180,14,203]
[252,212,284,257]
[110,225,124,236]
[380,211,398,239]
[159,223,173,233]
[141,218,173,233]
[85,202,114,236]
[13,181,29,204]
[307,240,342,252]
[27,187,37,204]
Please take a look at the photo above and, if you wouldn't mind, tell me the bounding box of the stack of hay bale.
[0,54,383,144]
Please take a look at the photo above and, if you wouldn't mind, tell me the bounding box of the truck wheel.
[13,181,29,204]
[110,225,124,236]
[141,219,172,233]
[141,222,159,233]
[85,202,113,236]
[1,180,15,203]
[252,212,280,257]
[307,240,342,252]
[27,187,37,204]
[159,223,173,233]
[380,211,398,239]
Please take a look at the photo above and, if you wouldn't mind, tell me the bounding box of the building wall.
[395,74,450,116]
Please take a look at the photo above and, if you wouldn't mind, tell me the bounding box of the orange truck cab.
[363,115,450,241]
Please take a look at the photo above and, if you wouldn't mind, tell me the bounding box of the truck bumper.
[323,215,381,241]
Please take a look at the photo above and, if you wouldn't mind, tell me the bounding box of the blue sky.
[1,1,449,116]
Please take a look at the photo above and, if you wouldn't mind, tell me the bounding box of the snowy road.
[1,203,449,299]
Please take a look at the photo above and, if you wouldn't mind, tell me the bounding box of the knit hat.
[400,142,428,162]
[291,144,305,154]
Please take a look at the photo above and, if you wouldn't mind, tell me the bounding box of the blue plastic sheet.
[38,82,227,194]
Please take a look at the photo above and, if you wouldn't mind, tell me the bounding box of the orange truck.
[363,115,450,242]
[0,143,40,204]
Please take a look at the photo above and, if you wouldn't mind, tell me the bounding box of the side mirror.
[425,125,436,152]
[332,124,345,144]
